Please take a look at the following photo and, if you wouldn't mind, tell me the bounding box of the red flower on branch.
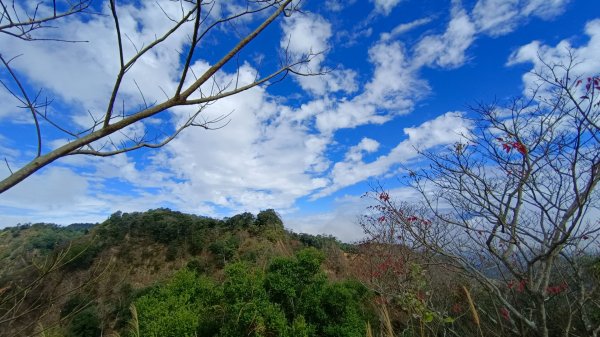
[517,279,526,293]
[546,282,568,295]
[498,138,527,156]
[512,142,527,155]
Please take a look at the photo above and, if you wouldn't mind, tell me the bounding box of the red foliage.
[580,77,600,99]
[546,282,568,295]
[507,279,527,292]
[513,142,527,155]
[370,256,406,279]
[498,136,527,156]
[500,307,510,321]
[517,279,526,293]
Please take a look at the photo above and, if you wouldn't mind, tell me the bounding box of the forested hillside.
[1,208,598,337]
[0,209,374,337]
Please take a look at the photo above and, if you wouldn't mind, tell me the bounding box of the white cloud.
[472,0,520,36]
[284,186,425,242]
[363,41,426,108]
[345,138,380,161]
[314,111,472,197]
[371,0,404,16]
[380,17,433,42]
[324,0,345,12]
[507,19,600,95]
[521,0,570,19]
[0,2,342,219]
[5,0,580,233]
[315,40,428,134]
[0,166,88,210]
[0,89,29,122]
[284,194,369,242]
[0,0,194,134]
[414,3,476,68]
[157,64,330,213]
[472,0,570,36]
[0,154,193,227]
[281,12,357,95]
[281,13,331,59]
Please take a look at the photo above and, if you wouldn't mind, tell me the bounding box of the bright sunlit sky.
[1,0,599,241]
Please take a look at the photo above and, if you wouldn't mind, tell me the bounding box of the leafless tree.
[0,0,319,193]
[367,55,600,337]
[1,0,92,41]
[360,194,477,337]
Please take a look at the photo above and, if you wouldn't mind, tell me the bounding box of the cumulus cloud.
[0,2,337,223]
[2,0,579,241]
[315,40,428,134]
[472,0,570,36]
[155,63,330,213]
[281,13,331,61]
[315,112,472,197]
[281,13,358,95]
[0,0,196,137]
[0,150,188,227]
[0,166,88,210]
[345,138,380,162]
[507,19,600,94]
[371,0,404,16]
[414,3,476,68]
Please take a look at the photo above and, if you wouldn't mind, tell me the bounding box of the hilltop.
[0,209,369,337]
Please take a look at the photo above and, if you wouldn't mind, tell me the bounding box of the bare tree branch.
[364,53,600,337]
[0,0,322,194]
[0,54,42,157]
[0,0,93,42]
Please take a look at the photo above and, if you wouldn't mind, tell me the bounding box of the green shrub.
[67,306,101,337]
[132,249,374,337]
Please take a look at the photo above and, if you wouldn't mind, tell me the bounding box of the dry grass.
[462,285,483,337]
[366,321,374,337]
[128,303,140,337]
[379,301,395,337]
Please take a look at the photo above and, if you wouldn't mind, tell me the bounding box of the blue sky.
[1,0,599,241]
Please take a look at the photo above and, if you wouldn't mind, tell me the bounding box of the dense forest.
[1,208,598,337]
